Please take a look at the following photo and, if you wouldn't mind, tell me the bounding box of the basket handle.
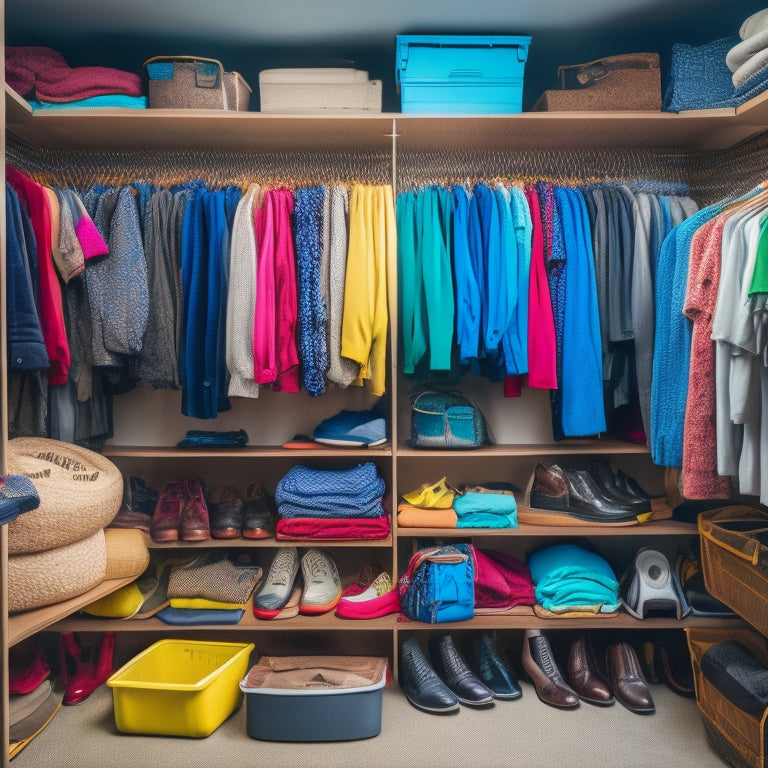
[700,524,762,566]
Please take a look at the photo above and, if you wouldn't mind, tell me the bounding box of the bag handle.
[410,389,472,413]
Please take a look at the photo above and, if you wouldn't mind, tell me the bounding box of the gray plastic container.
[240,666,386,742]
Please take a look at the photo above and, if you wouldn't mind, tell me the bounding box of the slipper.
[282,434,322,449]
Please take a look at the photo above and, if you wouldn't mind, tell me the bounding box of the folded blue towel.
[29,95,148,111]
[156,607,245,625]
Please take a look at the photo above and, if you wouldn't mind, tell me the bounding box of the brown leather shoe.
[180,476,211,541]
[566,631,614,706]
[607,641,655,714]
[522,629,579,709]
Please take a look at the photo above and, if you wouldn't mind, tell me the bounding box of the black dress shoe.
[589,460,651,510]
[429,634,494,706]
[467,633,522,700]
[522,629,579,709]
[607,641,655,714]
[398,637,459,714]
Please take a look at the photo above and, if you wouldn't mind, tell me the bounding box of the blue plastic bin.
[395,35,531,114]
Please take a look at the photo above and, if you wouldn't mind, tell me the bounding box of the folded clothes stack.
[5,46,146,110]
[727,9,768,91]
[274,462,390,540]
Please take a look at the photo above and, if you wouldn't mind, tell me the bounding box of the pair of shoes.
[149,476,210,542]
[58,632,115,705]
[253,548,342,618]
[527,463,651,524]
[206,485,244,539]
[589,460,654,505]
[636,631,695,698]
[335,562,400,619]
[241,481,276,539]
[109,476,158,532]
[466,633,522,700]
[606,640,655,714]
[399,637,460,714]
[522,629,580,709]
[429,634,494,707]
[312,409,387,447]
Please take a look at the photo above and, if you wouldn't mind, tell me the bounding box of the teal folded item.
[453,490,518,528]
[527,543,620,612]
[156,606,245,625]
[29,95,148,111]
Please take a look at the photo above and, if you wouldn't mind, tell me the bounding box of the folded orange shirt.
[396,503,457,528]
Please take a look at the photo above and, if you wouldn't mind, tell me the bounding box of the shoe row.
[526,459,656,524]
[253,548,401,620]
[398,633,521,713]
[111,475,277,542]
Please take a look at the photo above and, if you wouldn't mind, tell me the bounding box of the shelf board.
[396,517,695,538]
[143,534,393,549]
[396,439,650,458]
[50,611,399,632]
[8,577,138,647]
[102,443,392,459]
[7,84,768,154]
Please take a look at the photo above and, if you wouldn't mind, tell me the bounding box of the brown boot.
[522,629,579,709]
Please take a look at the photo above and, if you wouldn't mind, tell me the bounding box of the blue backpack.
[398,543,475,623]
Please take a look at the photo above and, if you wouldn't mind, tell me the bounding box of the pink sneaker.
[335,563,400,619]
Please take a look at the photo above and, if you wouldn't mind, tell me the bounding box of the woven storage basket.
[6,437,123,555]
[144,56,251,111]
[687,627,768,768]
[698,505,768,635]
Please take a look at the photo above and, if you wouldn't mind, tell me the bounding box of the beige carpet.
[10,680,728,768]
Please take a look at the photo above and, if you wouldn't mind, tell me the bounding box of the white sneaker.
[299,549,341,615]
[253,547,299,618]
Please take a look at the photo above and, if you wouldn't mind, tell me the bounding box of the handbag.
[410,389,488,449]
[398,543,475,623]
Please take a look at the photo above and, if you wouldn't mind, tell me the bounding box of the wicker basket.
[698,505,768,635]
[144,56,251,111]
[687,627,768,768]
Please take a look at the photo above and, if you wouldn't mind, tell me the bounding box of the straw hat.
[6,437,123,555]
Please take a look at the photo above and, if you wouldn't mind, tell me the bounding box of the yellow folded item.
[396,502,458,528]
[401,477,455,509]
[169,597,245,610]
[81,578,155,619]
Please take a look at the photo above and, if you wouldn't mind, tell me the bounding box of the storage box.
[687,627,768,768]
[395,35,531,114]
[532,53,661,112]
[240,655,387,741]
[144,56,252,111]
[259,68,382,113]
[698,505,768,636]
[106,639,254,737]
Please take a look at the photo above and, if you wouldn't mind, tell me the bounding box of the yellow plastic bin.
[107,639,255,738]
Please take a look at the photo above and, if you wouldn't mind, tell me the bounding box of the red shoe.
[181,476,211,541]
[9,637,50,695]
[150,481,183,542]
[335,563,400,619]
[59,631,115,705]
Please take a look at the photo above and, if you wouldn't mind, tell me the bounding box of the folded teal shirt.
[527,543,620,612]
[453,491,518,529]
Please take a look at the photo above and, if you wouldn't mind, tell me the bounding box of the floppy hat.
[6,437,123,554]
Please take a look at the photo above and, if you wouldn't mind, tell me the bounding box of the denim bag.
[398,543,475,623]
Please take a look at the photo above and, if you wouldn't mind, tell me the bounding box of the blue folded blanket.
[30,95,148,111]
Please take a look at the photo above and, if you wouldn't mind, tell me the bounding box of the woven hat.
[103,528,150,580]
[6,437,123,555]
[8,529,107,613]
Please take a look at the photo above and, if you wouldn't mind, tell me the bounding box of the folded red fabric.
[6,46,142,101]
[276,514,391,540]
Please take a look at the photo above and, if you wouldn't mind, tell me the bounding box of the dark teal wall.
[6,0,767,111]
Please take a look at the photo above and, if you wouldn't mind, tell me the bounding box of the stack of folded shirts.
[527,543,621,616]
[452,484,519,529]
[274,462,390,540]
[5,46,146,110]
[156,552,263,625]
[727,9,768,91]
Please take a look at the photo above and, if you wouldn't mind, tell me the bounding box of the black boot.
[429,634,494,706]
[398,637,459,714]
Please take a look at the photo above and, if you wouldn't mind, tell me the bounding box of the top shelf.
[6,85,768,153]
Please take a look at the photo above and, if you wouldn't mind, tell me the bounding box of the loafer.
[522,629,579,709]
[253,547,300,618]
[607,641,655,714]
[429,634,494,707]
[468,633,522,700]
[399,637,459,714]
[299,549,342,615]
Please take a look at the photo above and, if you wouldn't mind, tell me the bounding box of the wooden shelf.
[7,84,768,154]
[8,577,138,647]
[102,443,392,459]
[142,534,393,549]
[396,439,650,458]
